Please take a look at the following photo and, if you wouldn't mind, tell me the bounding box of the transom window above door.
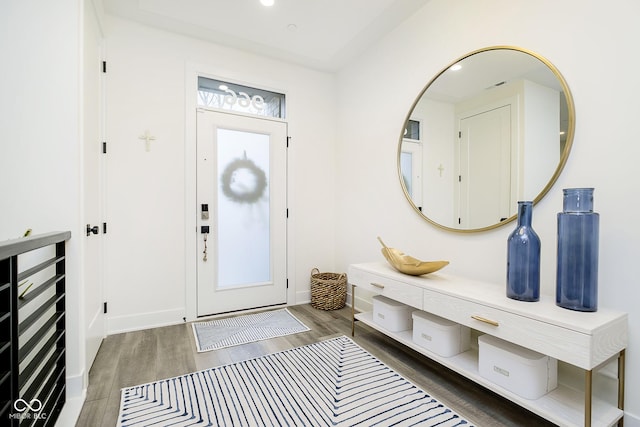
[198,77,286,119]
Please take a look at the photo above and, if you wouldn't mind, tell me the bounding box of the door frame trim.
[184,64,292,321]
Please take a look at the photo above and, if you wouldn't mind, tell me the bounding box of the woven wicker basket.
[310,268,347,310]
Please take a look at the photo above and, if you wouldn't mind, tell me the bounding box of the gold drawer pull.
[370,282,385,289]
[471,315,499,327]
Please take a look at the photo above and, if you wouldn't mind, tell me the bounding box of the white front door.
[196,109,287,316]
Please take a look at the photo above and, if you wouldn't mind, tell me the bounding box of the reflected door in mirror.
[457,105,512,229]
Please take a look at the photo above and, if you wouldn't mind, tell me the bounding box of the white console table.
[349,262,627,427]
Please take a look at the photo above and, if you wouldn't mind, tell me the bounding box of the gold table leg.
[586,350,626,427]
[619,349,626,426]
[585,369,592,427]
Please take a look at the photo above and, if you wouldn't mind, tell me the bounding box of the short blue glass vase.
[556,188,599,312]
[506,201,541,302]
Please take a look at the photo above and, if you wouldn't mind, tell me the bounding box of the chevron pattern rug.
[192,308,310,352]
[118,336,474,426]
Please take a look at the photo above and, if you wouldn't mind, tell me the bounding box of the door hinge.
[458,218,461,225]
[103,222,107,234]
[102,61,107,73]
[102,141,107,154]
[458,175,462,182]
[458,131,462,138]
[286,208,289,218]
[286,279,289,289]
[103,302,108,314]
[286,136,291,148]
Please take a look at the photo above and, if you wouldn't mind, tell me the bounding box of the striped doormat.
[192,308,310,352]
[118,336,474,426]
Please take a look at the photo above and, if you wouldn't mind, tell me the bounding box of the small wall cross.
[139,130,156,152]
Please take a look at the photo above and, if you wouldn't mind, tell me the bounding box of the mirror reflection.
[399,46,574,232]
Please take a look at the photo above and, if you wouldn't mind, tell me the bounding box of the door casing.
[184,65,293,321]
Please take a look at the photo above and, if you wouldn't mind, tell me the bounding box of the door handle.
[86,224,99,236]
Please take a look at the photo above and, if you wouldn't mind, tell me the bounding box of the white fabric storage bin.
[412,310,470,357]
[478,334,558,400]
[372,295,413,332]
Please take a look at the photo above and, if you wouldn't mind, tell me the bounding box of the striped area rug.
[118,336,474,426]
[192,308,310,352]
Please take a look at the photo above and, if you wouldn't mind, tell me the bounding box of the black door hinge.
[286,136,291,148]
[458,131,462,138]
[286,208,289,218]
[102,61,107,73]
[102,141,107,153]
[103,222,107,234]
[103,302,108,314]
[286,279,289,289]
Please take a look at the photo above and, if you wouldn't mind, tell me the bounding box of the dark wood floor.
[76,304,556,426]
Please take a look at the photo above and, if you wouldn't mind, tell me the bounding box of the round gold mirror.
[399,46,575,232]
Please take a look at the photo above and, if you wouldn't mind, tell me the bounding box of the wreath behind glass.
[220,152,268,204]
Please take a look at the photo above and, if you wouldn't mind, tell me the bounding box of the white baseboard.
[55,395,85,427]
[107,308,185,334]
[66,370,85,399]
[624,412,640,427]
[54,373,86,427]
[295,290,311,305]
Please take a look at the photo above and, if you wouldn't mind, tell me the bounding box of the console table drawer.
[423,289,590,366]
[350,269,423,309]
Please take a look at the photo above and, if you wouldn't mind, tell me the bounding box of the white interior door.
[457,105,511,228]
[83,1,105,370]
[196,109,287,316]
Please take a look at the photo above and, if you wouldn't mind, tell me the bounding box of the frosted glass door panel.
[217,129,270,288]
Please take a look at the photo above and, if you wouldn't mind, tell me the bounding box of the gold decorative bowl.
[378,237,449,276]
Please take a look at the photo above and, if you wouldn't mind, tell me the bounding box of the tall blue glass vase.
[556,188,599,311]
[507,201,541,302]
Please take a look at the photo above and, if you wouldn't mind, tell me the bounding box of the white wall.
[103,17,337,331]
[335,0,640,423]
[0,0,85,409]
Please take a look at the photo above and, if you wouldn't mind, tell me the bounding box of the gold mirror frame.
[398,46,575,232]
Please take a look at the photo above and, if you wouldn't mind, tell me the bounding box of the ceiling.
[102,0,431,71]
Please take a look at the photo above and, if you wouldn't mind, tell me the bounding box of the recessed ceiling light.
[260,0,274,6]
